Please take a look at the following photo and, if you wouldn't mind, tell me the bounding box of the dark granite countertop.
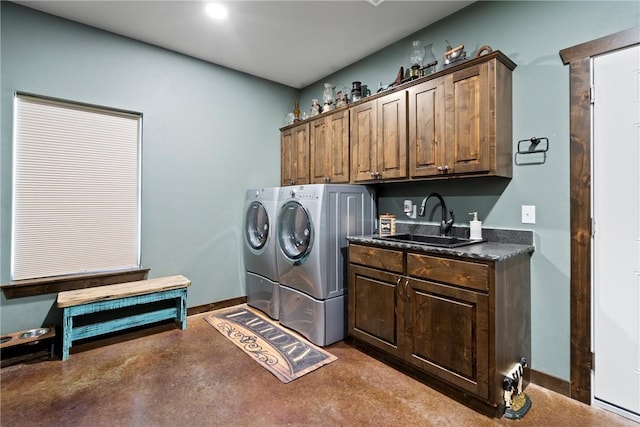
[347,224,534,262]
[347,235,534,262]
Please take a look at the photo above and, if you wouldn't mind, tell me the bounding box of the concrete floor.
[1,309,637,427]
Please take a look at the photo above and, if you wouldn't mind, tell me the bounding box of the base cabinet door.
[348,265,405,359]
[405,278,490,399]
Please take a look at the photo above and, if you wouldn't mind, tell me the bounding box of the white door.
[592,44,640,421]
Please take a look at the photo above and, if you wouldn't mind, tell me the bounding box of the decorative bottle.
[322,83,335,112]
[410,40,425,77]
[293,101,300,121]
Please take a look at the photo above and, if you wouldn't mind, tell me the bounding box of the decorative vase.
[422,42,437,74]
[322,83,335,112]
[410,40,425,77]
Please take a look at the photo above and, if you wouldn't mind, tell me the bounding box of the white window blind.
[12,94,141,281]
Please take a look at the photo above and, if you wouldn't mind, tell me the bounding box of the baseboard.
[187,296,247,316]
[530,368,571,397]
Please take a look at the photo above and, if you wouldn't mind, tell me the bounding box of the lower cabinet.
[348,243,531,415]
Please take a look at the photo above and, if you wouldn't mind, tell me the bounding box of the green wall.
[1,1,638,383]
[300,1,639,381]
[0,3,296,332]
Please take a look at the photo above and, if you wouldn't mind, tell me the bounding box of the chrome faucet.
[418,192,455,236]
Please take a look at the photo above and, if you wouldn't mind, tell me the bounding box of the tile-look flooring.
[1,310,637,426]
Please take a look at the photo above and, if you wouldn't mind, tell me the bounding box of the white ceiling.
[13,0,475,89]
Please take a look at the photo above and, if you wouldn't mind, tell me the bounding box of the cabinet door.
[348,264,405,358]
[281,128,295,186]
[377,91,408,180]
[405,278,490,399]
[350,100,378,182]
[309,117,327,183]
[444,62,491,174]
[327,110,350,183]
[292,123,310,184]
[408,78,445,178]
[310,111,350,184]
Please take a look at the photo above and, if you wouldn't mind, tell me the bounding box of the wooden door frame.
[559,26,640,404]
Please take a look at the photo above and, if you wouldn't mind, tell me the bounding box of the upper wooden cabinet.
[281,51,516,184]
[407,77,445,177]
[351,90,408,183]
[310,109,350,184]
[281,122,309,186]
[409,53,515,178]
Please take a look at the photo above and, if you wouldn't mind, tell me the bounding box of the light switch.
[521,205,536,224]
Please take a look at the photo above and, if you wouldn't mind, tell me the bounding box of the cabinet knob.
[444,165,449,172]
[437,166,443,172]
[324,176,330,183]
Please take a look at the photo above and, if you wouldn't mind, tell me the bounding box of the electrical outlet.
[521,205,536,224]
[403,200,413,213]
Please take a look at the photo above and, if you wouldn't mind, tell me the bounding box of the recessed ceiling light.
[205,3,228,20]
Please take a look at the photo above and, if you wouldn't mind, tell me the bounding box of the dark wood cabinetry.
[281,51,515,184]
[408,54,515,178]
[348,243,530,415]
[310,109,350,183]
[280,122,309,186]
[350,90,408,182]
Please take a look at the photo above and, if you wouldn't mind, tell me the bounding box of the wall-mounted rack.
[517,137,549,155]
[515,137,549,165]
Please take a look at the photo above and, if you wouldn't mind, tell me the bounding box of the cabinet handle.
[396,276,402,298]
[404,278,410,299]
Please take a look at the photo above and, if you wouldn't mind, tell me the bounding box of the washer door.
[245,201,269,251]
[278,201,312,262]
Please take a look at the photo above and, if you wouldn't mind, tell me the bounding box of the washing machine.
[243,187,280,319]
[276,184,376,346]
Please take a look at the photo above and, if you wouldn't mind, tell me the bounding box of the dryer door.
[245,201,269,251]
[278,200,313,262]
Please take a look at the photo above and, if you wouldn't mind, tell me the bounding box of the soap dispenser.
[469,212,483,240]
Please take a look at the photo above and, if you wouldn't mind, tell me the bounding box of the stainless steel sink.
[373,233,485,248]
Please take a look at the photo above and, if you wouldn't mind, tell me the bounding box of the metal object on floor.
[503,357,532,419]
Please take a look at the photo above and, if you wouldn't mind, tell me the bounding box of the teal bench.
[57,275,191,361]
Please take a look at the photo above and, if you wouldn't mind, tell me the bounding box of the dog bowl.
[19,328,50,340]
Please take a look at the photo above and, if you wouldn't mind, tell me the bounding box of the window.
[12,94,141,281]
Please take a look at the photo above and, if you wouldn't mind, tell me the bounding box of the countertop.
[347,235,534,262]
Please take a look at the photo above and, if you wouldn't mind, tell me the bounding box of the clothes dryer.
[243,187,280,319]
[276,184,376,346]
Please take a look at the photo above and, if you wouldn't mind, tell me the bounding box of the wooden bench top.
[57,275,191,308]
